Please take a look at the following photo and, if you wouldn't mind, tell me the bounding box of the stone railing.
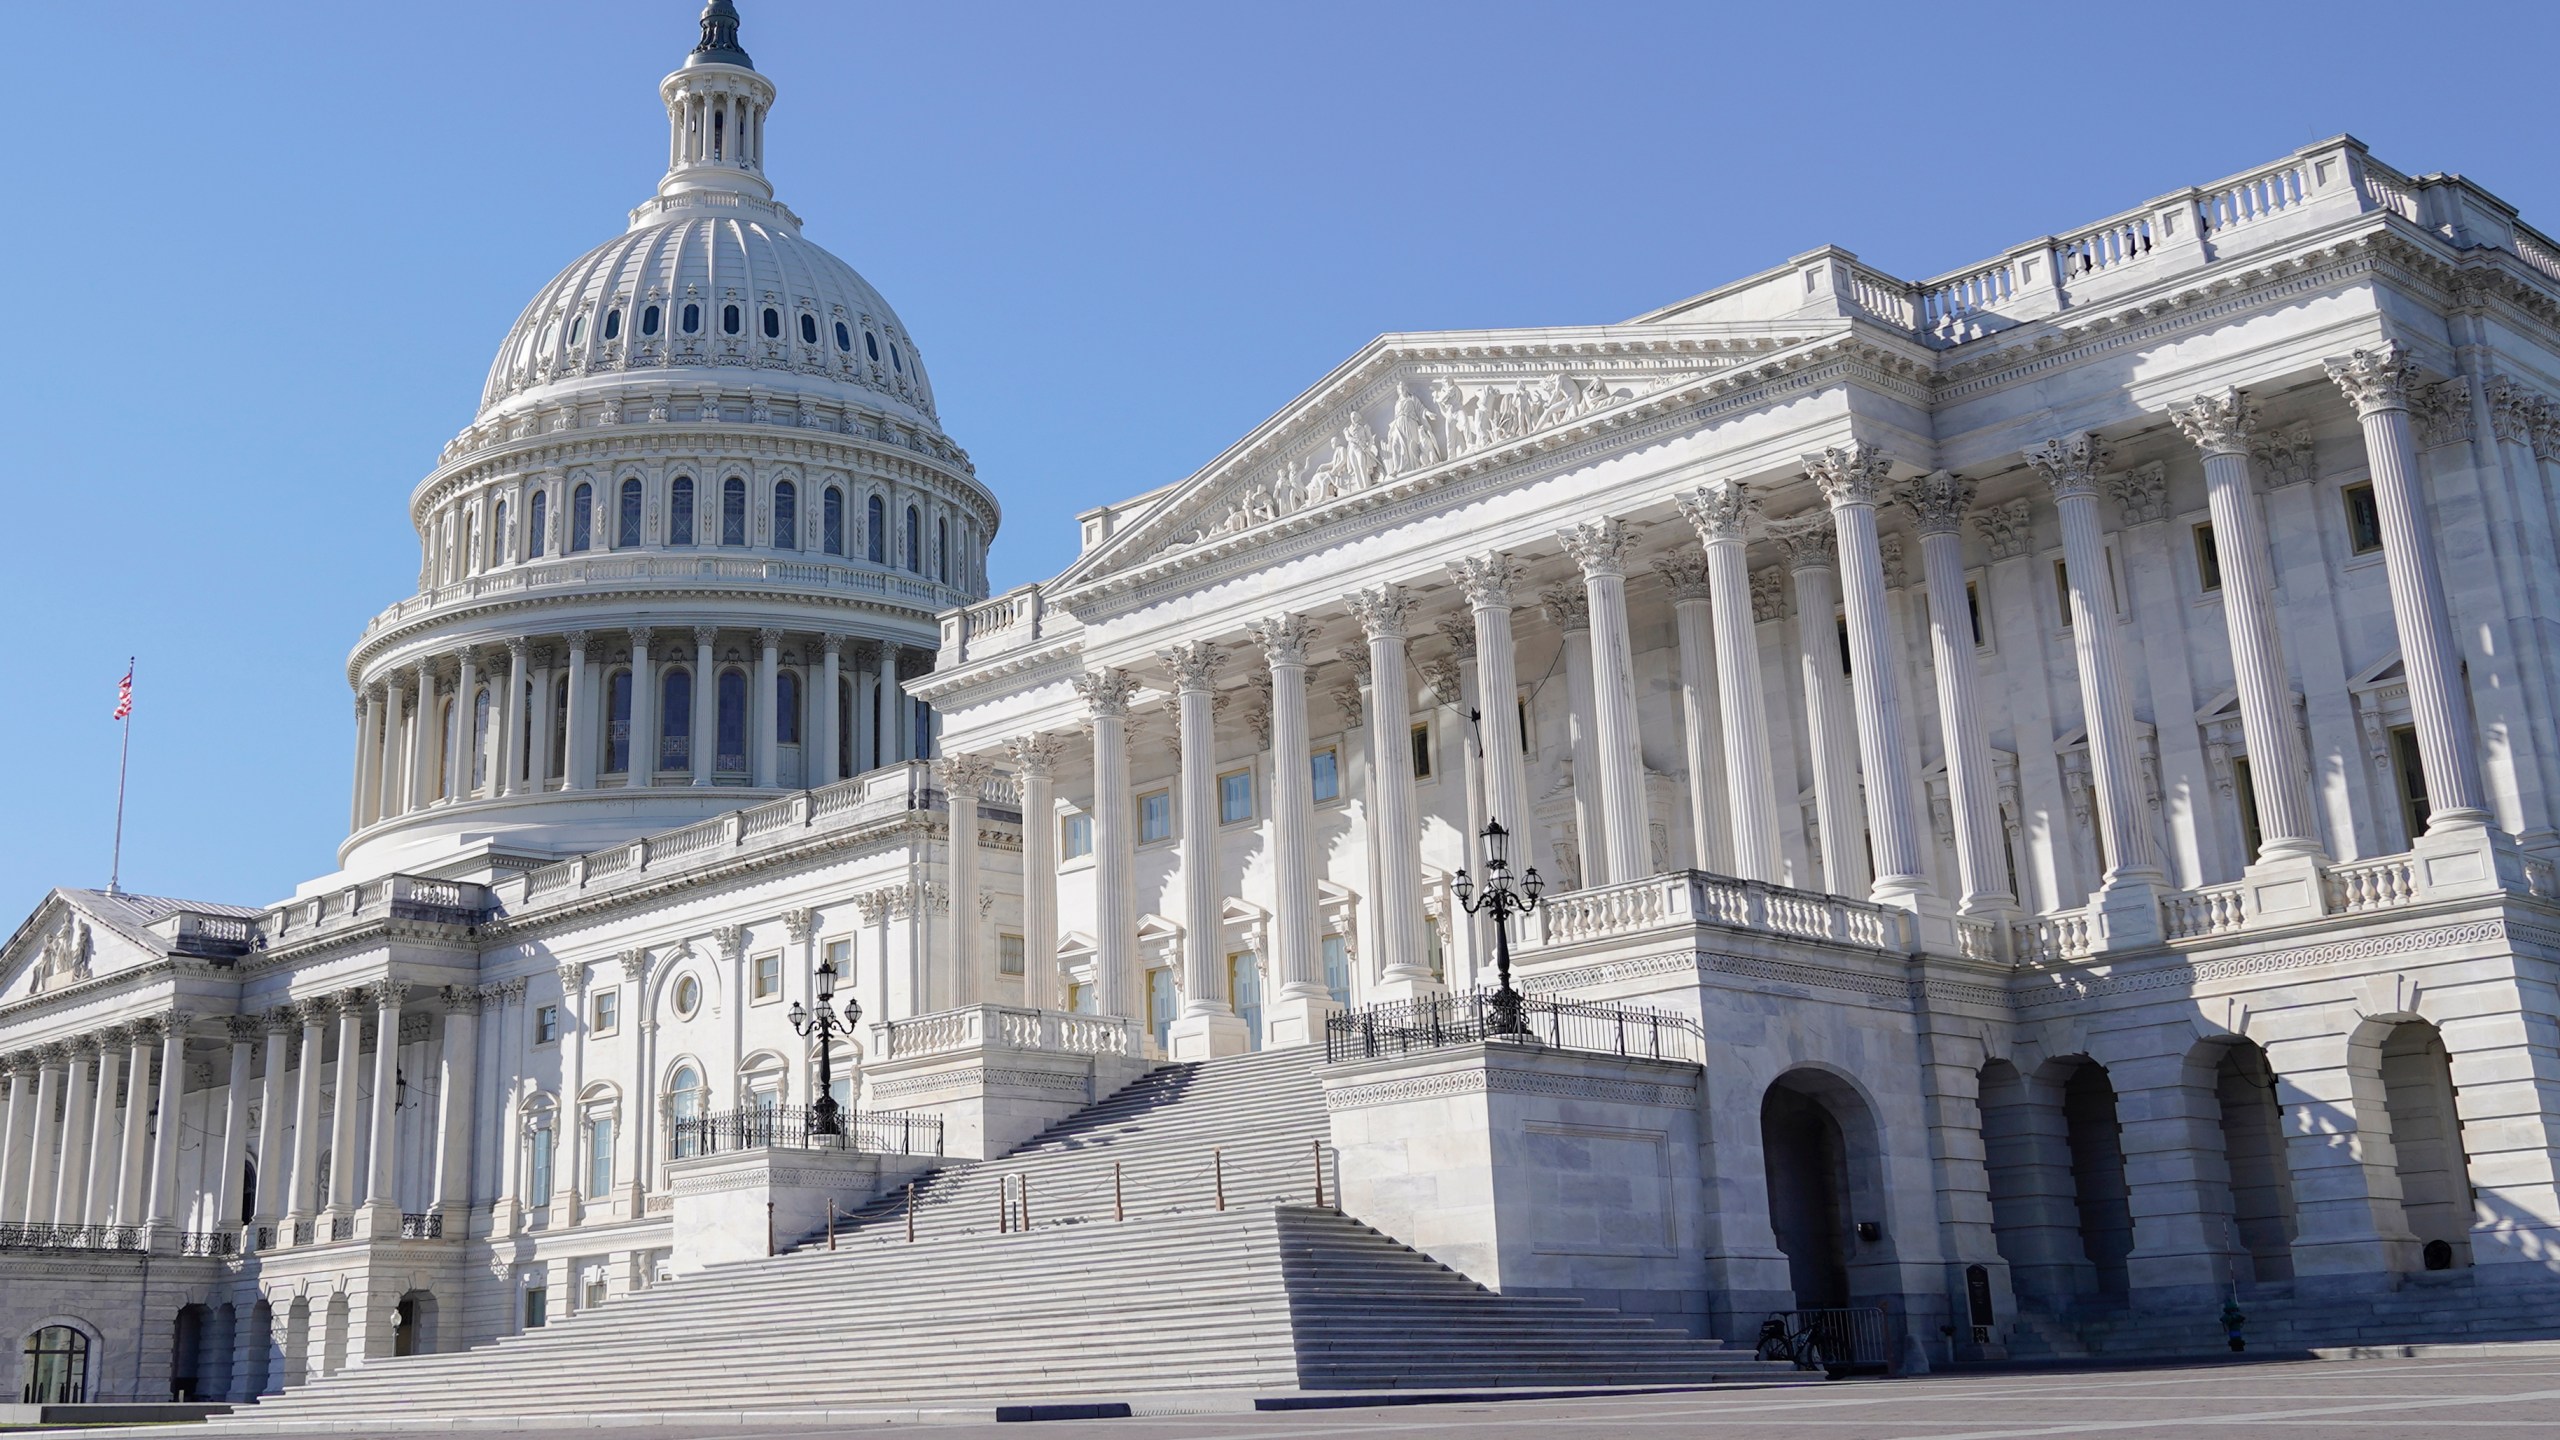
[876,1004,1141,1062]
[1531,871,1914,953]
[1953,915,2007,963]
[2324,855,2420,915]
[262,875,494,948]
[359,552,965,639]
[2160,882,2250,941]
[2012,909,2094,964]
[158,910,260,960]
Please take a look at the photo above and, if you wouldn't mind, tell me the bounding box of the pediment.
[1051,322,1851,601]
[0,891,158,1007]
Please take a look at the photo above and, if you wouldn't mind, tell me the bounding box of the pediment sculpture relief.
[32,913,93,994]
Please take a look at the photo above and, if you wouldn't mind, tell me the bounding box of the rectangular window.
[1061,812,1094,860]
[2390,724,2431,839]
[1965,581,1985,647]
[581,1270,609,1311]
[1229,951,1264,1053]
[2344,482,2384,555]
[2055,559,2074,628]
[528,1127,554,1203]
[1146,967,1175,1051]
[751,953,781,1003]
[1409,721,1433,780]
[1310,748,1341,804]
[1218,769,1254,824]
[534,1005,560,1046]
[1138,789,1173,844]
[823,937,854,986]
[1518,697,1531,753]
[1321,934,1351,1006]
[1067,981,1094,1015]
[585,1117,614,1198]
[524,1285,548,1330]
[2194,522,2223,593]
[1423,912,1444,981]
[2231,754,2263,865]
[999,933,1025,977]
[589,988,619,1037]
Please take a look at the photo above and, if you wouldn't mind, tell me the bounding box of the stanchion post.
[827,1200,837,1251]
[905,1180,916,1243]
[1312,1137,1325,1209]
[1114,1160,1124,1222]
[1215,1147,1226,1212]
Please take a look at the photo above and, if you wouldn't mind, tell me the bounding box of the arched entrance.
[2380,1020,2473,1269]
[2060,1060,2134,1299]
[1759,1069,1892,1311]
[394,1291,439,1357]
[170,1304,208,1401]
[1980,1056,2134,1307]
[21,1326,89,1404]
[2209,1039,2297,1284]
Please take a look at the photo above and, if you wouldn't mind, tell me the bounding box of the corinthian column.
[1007,733,1066,1011]
[1448,555,1538,880]
[409,659,438,811]
[449,648,478,801]
[1770,514,1868,898]
[627,627,658,787]
[933,754,994,1007]
[1655,554,1734,876]
[217,1018,257,1238]
[1559,519,1652,885]
[351,690,381,830]
[1901,471,2013,914]
[0,1056,36,1224]
[327,994,364,1215]
[817,634,844,787]
[376,680,408,820]
[143,1013,190,1240]
[755,628,783,787]
[2028,432,2165,948]
[286,1002,326,1231]
[83,1031,127,1226]
[1072,668,1143,1023]
[50,1041,95,1227]
[1808,444,1929,908]
[1162,641,1247,1057]
[358,983,406,1233]
[2325,344,2491,834]
[1250,614,1332,1044]
[562,631,594,791]
[500,638,530,796]
[252,1009,290,1235]
[1349,587,1438,998]
[1678,484,1785,883]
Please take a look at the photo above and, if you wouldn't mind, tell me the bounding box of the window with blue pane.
[937,516,950,581]
[1219,770,1253,824]
[716,669,748,773]
[569,484,593,553]
[904,506,921,573]
[776,671,801,745]
[1321,935,1351,1006]
[669,476,695,545]
[660,670,691,773]
[641,303,661,336]
[528,490,548,558]
[1061,812,1093,860]
[1231,952,1265,1050]
[1310,747,1340,803]
[1147,968,1175,1052]
[618,478,643,546]
[604,670,632,774]
[471,688,492,789]
[1138,790,1172,844]
[773,480,797,550]
[721,478,747,545]
[822,488,844,555]
[865,496,885,562]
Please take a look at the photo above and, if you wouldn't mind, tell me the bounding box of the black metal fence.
[1324,990,1705,1065]
[1755,1307,1892,1377]
[0,1223,143,1252]
[175,1229,238,1257]
[398,1212,444,1240]
[670,1105,945,1159]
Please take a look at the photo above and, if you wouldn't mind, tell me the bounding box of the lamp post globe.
[1453,816,1539,1036]
[793,955,861,1139]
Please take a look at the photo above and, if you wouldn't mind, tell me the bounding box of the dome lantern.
[655,1,776,210]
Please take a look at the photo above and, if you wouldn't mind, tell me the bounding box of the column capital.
[564,630,591,656]
[225,1015,263,1044]
[848,637,882,668]
[1417,658,1464,709]
[1652,550,1713,600]
[1766,513,1837,572]
[1246,613,1320,668]
[1750,567,1788,623]
[1346,584,1417,640]
[706,924,746,962]
[780,907,818,944]
[2169,387,2257,458]
[1556,518,1633,578]
[1158,639,1226,692]
[1805,441,1895,508]
[2025,431,2107,498]
[1974,498,2035,560]
[1005,731,1064,775]
[617,946,653,982]
[1897,470,1978,535]
[1677,482,1756,542]
[626,623,654,652]
[757,627,786,650]
[693,624,720,648]
[64,1033,100,1059]
[1432,613,1477,659]
[2324,342,2416,416]
[439,984,485,1016]
[366,980,411,1011]
[557,961,587,995]
[1071,666,1141,718]
[33,1040,70,1065]
[1539,585,1590,632]
[1446,553,1526,610]
[92,1023,131,1050]
[933,752,998,794]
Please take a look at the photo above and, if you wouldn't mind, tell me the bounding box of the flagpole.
[109,656,133,896]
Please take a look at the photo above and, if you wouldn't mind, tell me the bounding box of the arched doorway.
[2209,1040,2297,1284]
[2060,1059,2134,1299]
[2380,1020,2473,1269]
[1759,1069,1891,1311]
[21,1326,89,1404]
[394,1291,438,1357]
[170,1304,208,1401]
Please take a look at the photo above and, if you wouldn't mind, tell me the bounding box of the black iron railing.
[398,1211,443,1240]
[1324,990,1705,1065]
[290,1219,315,1245]
[175,1229,238,1257]
[1753,1307,1893,1377]
[670,1105,945,1159]
[0,1223,144,1252]
[328,1215,355,1242]
[253,1225,277,1250]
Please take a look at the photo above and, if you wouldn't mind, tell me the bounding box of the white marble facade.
[10,0,2560,1406]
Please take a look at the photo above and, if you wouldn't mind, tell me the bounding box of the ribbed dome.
[479,210,938,430]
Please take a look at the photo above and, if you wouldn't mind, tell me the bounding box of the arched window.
[680,302,700,334]
[777,670,801,745]
[937,515,950,582]
[549,675,569,779]
[799,313,818,344]
[890,341,903,374]
[21,1325,90,1405]
[716,669,748,773]
[642,303,662,336]
[618,478,643,547]
[569,483,593,553]
[774,480,797,551]
[834,320,852,352]
[762,307,781,339]
[567,313,585,347]
[822,487,844,555]
[721,304,742,336]
[721,478,747,545]
[669,1064,709,1159]
[711,107,724,159]
[602,307,621,342]
[492,497,509,566]
[865,495,886,563]
[864,330,879,361]
[522,1096,557,1205]
[472,686,492,790]
[660,669,691,775]
[669,476,695,545]
[528,490,548,558]
[435,697,455,795]
[904,505,921,573]
[604,669,632,775]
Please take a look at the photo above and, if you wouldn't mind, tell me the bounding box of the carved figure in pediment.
[1533,373,1576,429]
[1341,412,1382,490]
[34,914,93,993]
[1432,379,1480,457]
[1386,383,1445,475]
[1576,376,1625,414]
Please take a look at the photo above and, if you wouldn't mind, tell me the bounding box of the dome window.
[774,480,798,551]
[644,304,664,336]
[890,342,904,374]
[618,478,643,547]
[570,483,594,553]
[669,476,695,546]
[603,308,622,342]
[528,490,549,558]
[681,303,701,334]
[822,486,845,555]
[865,495,885,563]
[761,307,781,339]
[904,505,921,574]
[722,304,742,335]
[567,314,586,347]
[799,313,818,345]
[834,321,852,352]
[864,330,879,362]
[721,477,748,546]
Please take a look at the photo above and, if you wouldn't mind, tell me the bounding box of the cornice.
[908,636,1089,706]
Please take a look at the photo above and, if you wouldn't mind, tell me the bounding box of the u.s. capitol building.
[7,0,2560,1412]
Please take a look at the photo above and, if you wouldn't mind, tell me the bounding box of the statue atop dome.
[686,0,754,70]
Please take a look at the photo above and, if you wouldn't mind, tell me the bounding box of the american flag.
[113,666,133,721]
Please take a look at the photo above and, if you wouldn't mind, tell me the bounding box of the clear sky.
[5,0,2555,923]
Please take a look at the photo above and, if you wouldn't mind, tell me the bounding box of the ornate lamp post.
[1452,818,1542,1036]
[789,954,862,1139]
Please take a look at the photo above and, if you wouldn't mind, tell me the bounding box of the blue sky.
[5,0,2554,922]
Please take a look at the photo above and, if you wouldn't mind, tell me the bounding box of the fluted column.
[251,1009,291,1232]
[449,649,479,801]
[114,1029,149,1224]
[755,628,783,786]
[409,659,438,811]
[327,994,364,1214]
[1771,515,1868,897]
[17,1049,65,1224]
[1808,445,1929,906]
[50,1041,95,1226]
[218,1018,257,1235]
[1559,520,1653,884]
[0,1057,35,1224]
[1448,555,1539,880]
[818,634,844,787]
[1655,555,1734,876]
[2326,344,2490,832]
[1008,734,1065,1011]
[1074,668,1142,1021]
[144,1013,190,1237]
[2029,433,2166,946]
[1542,585,1602,886]
[351,690,382,830]
[1162,643,1247,1057]
[435,988,481,1217]
[1351,588,1437,997]
[562,631,594,791]
[83,1032,126,1227]
[1679,485,1785,883]
[360,983,405,1225]
[286,1003,325,1229]
[1902,472,2012,914]
[1251,614,1332,1042]
[498,637,529,795]
[376,680,408,820]
[884,645,908,764]
[627,627,657,787]
[691,627,718,785]
[934,754,993,1007]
